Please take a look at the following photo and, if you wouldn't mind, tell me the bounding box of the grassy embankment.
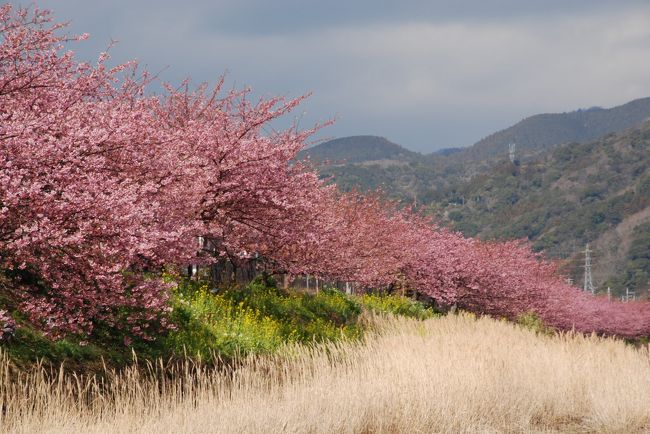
[2,313,649,433]
[1,277,435,369]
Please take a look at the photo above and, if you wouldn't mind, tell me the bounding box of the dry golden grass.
[2,313,649,433]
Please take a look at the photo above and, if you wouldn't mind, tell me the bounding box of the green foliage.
[163,283,284,359]
[3,327,117,369]
[447,210,463,222]
[516,312,553,336]
[355,293,438,320]
[581,185,606,203]
[453,219,480,237]
[311,120,650,292]
[637,175,650,196]
[161,278,365,359]
[603,221,650,295]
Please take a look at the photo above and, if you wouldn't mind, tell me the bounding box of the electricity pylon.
[583,243,596,294]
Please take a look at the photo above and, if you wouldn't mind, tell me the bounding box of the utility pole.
[508,143,516,163]
[583,243,596,294]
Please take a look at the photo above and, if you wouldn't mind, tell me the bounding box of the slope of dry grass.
[2,313,649,433]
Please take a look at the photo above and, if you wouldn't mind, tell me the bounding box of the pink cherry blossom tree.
[0,4,328,338]
[2,3,650,343]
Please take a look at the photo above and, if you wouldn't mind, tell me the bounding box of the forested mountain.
[299,135,418,164]
[300,136,448,200]
[301,136,463,201]
[303,99,650,298]
[436,122,650,297]
[457,97,650,163]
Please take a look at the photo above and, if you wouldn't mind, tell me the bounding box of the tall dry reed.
[2,313,649,433]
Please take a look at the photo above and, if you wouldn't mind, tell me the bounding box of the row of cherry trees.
[279,193,650,338]
[1,4,649,340]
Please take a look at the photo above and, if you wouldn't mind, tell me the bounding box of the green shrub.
[356,293,437,320]
[516,311,553,335]
[163,282,285,359]
[4,327,113,368]
[162,279,365,359]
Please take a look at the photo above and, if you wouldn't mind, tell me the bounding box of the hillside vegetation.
[437,121,650,297]
[4,314,649,433]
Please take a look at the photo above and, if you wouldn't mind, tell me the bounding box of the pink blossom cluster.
[273,193,650,338]
[0,4,324,337]
[1,4,649,340]
[0,5,194,337]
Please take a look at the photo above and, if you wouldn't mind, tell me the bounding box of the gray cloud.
[28,1,650,151]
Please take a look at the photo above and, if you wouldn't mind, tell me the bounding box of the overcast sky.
[30,0,650,152]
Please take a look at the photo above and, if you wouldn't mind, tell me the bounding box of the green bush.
[163,282,283,359]
[3,326,117,369]
[162,279,364,359]
[355,293,437,320]
[516,311,553,335]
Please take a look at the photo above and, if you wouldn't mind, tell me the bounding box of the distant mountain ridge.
[299,135,419,165]
[460,97,650,162]
[301,98,650,167]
